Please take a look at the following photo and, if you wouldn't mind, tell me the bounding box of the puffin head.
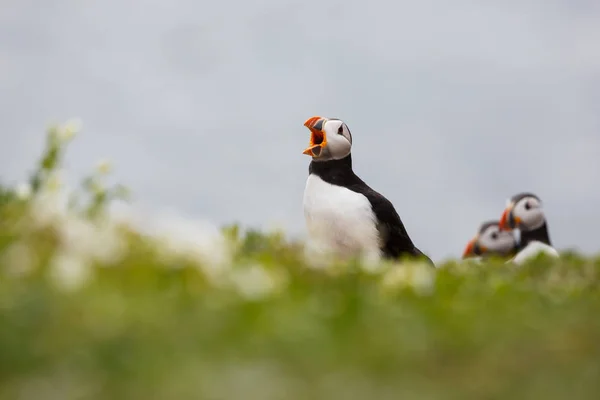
[499,192,545,232]
[462,220,518,259]
[302,116,353,161]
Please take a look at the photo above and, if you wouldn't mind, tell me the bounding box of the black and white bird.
[498,192,559,263]
[462,220,518,261]
[301,116,434,267]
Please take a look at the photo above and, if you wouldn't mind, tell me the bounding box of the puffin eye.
[491,232,498,240]
[337,125,344,135]
[524,202,531,210]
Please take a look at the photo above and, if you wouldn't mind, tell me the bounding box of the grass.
[1,123,600,399]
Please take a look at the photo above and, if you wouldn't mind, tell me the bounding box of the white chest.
[302,174,381,259]
[510,241,559,265]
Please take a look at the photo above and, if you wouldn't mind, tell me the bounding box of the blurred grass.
[1,123,600,400]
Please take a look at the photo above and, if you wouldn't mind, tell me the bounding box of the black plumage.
[309,154,434,267]
[519,221,552,247]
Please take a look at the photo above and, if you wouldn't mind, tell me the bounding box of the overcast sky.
[1,0,599,262]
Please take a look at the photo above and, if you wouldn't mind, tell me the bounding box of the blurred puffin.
[462,220,518,261]
[301,116,434,267]
[498,192,559,263]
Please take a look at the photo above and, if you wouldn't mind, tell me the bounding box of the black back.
[309,155,434,266]
[519,222,552,248]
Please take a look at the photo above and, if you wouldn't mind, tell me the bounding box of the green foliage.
[0,184,16,208]
[1,123,600,399]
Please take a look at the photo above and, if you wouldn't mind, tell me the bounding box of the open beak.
[302,116,328,157]
[462,236,487,259]
[499,203,520,231]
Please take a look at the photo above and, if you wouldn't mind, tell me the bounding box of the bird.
[300,115,434,267]
[462,220,519,261]
[498,192,559,264]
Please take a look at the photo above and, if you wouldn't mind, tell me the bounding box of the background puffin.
[462,220,518,260]
[301,116,434,267]
[498,192,559,263]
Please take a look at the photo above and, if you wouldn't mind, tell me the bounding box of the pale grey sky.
[1,0,599,262]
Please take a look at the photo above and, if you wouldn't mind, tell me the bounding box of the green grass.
[1,124,600,399]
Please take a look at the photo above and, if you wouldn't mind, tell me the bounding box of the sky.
[1,0,599,263]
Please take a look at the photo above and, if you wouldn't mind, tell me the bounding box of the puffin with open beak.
[462,220,519,260]
[497,192,559,264]
[301,116,434,267]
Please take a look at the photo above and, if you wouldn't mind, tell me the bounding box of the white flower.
[228,264,278,300]
[132,209,232,280]
[59,118,82,142]
[359,251,386,274]
[57,215,126,266]
[15,182,32,200]
[411,263,436,295]
[29,191,69,227]
[96,159,112,175]
[381,261,436,296]
[49,250,92,291]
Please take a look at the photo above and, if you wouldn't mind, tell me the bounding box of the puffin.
[498,192,559,263]
[301,115,434,267]
[462,220,519,261]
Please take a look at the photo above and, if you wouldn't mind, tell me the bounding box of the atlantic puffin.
[498,192,559,263]
[301,116,434,267]
[462,220,518,260]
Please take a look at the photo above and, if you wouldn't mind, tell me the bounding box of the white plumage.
[510,241,560,265]
[303,174,382,262]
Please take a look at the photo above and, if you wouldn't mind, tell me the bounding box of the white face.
[512,196,545,231]
[309,119,353,162]
[477,224,517,256]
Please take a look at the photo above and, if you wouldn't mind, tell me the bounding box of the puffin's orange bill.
[304,116,323,129]
[499,204,520,231]
[462,239,476,259]
[499,208,509,230]
[302,116,327,156]
[462,236,487,258]
[303,144,324,156]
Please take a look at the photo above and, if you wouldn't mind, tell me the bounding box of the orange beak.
[302,116,328,157]
[499,203,520,231]
[462,239,476,259]
[462,235,487,259]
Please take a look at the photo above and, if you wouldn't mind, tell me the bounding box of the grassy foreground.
[1,124,600,399]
